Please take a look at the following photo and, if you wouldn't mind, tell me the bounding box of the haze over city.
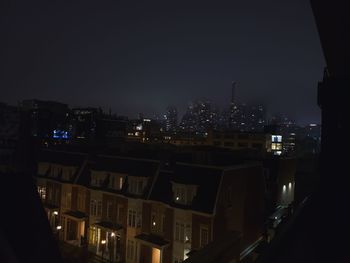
[2,0,325,124]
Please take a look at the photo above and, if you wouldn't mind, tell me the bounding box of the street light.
[110,233,116,261]
[101,239,106,262]
[53,211,59,231]
[55,225,62,241]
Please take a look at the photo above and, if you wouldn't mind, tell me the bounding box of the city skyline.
[2,0,324,126]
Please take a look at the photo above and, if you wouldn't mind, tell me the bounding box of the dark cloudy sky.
[1,0,325,124]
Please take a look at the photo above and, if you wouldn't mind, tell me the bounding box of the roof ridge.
[73,159,88,184]
[42,149,87,156]
[176,162,224,170]
[98,154,160,163]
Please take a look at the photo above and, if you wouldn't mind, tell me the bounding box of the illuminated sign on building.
[53,130,69,139]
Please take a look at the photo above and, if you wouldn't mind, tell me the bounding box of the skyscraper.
[228,82,266,132]
[164,106,178,133]
[229,81,240,130]
[231,81,236,104]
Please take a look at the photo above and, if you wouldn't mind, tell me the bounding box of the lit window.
[128,177,146,195]
[271,135,282,142]
[173,183,197,205]
[37,186,46,200]
[119,177,123,189]
[89,227,98,245]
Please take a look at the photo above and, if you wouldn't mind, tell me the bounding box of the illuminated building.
[20,99,69,139]
[127,118,162,143]
[209,130,271,152]
[179,101,214,135]
[0,103,20,147]
[164,106,178,133]
[69,108,100,140]
[271,135,283,155]
[35,150,267,263]
[228,82,266,132]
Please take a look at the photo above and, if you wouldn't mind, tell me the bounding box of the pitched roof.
[150,163,223,214]
[76,155,160,199]
[91,155,159,177]
[38,150,87,167]
[36,150,88,183]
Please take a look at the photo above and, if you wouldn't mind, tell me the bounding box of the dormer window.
[109,174,125,190]
[38,162,50,176]
[172,182,198,205]
[90,171,107,187]
[128,176,148,195]
[50,165,62,178]
[61,167,76,181]
[174,187,186,202]
[37,186,46,200]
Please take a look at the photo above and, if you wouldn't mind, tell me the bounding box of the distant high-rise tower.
[164,106,178,133]
[231,81,236,104]
[229,81,239,130]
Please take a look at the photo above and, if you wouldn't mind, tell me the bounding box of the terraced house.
[35,149,267,263]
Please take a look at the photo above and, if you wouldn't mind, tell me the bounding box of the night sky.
[1,0,325,124]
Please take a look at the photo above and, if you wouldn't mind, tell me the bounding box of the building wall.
[60,183,72,212]
[127,198,143,263]
[71,186,78,210]
[102,193,116,221]
[276,158,296,206]
[46,180,61,206]
[214,165,265,249]
[142,202,152,233]
[173,209,192,262]
[140,244,152,263]
[191,214,212,250]
[38,162,50,176]
[89,190,103,225]
[206,131,271,152]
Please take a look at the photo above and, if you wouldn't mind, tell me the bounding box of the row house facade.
[35,149,273,263]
